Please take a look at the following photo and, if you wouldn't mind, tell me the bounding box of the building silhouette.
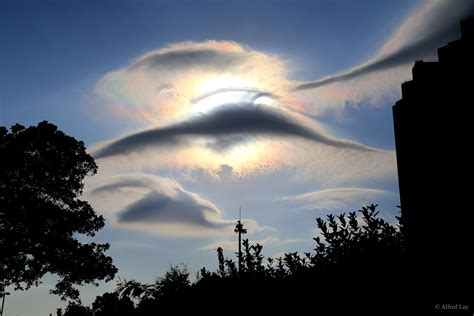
[393,18,473,310]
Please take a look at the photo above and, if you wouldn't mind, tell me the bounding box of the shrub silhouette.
[69,204,404,315]
[115,264,190,315]
[193,204,405,313]
[311,204,404,271]
[62,302,93,316]
[92,292,135,316]
[61,292,134,316]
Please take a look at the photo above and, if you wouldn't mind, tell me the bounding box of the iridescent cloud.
[95,0,474,123]
[96,40,292,125]
[92,104,378,160]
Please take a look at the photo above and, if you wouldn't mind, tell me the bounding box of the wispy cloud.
[91,1,461,183]
[110,240,160,250]
[281,187,394,212]
[84,3,432,239]
[90,134,396,188]
[199,236,280,252]
[86,173,271,237]
[292,0,474,111]
[199,236,306,252]
[95,0,474,122]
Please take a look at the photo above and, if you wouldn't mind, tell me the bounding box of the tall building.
[393,18,473,308]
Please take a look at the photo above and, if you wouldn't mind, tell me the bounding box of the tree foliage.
[67,204,405,315]
[61,292,134,316]
[0,121,117,300]
[92,292,135,316]
[62,303,93,316]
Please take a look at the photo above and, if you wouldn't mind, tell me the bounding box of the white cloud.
[110,240,160,250]
[95,0,474,121]
[95,40,292,126]
[281,187,394,212]
[89,28,404,185]
[82,3,439,240]
[199,236,306,253]
[271,251,287,261]
[293,0,474,112]
[85,173,271,237]
[199,236,280,252]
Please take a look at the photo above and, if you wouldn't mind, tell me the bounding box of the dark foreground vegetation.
[2,121,407,316]
[3,109,472,315]
[60,204,407,315]
[0,122,117,302]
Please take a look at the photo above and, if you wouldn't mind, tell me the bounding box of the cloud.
[111,240,160,250]
[95,0,474,121]
[90,21,401,198]
[294,0,474,91]
[199,236,306,252]
[290,0,474,114]
[86,173,270,237]
[130,44,244,72]
[118,191,218,227]
[96,40,292,125]
[90,133,396,188]
[191,87,278,105]
[199,236,280,252]
[281,187,394,211]
[92,104,379,159]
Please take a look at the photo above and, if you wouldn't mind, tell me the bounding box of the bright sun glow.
[189,139,271,177]
[196,75,250,96]
[224,142,263,168]
[186,75,282,168]
[193,90,250,113]
[192,75,276,113]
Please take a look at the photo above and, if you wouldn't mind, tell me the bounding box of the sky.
[1,0,473,314]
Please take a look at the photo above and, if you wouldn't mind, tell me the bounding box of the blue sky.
[2,0,473,315]
[1,0,414,142]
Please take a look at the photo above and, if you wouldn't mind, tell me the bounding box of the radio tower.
[234,206,247,273]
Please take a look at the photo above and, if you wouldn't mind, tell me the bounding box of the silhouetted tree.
[92,292,135,316]
[0,121,117,300]
[116,264,191,314]
[217,247,225,277]
[155,264,190,298]
[63,302,92,316]
[116,279,156,301]
[241,239,265,276]
[192,204,404,313]
[69,204,405,314]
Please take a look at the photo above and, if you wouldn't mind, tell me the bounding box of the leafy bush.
[62,204,404,315]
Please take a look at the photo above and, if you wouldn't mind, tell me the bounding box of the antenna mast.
[234,206,247,273]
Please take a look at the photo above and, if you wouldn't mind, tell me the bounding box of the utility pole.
[0,290,10,316]
[234,206,247,273]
